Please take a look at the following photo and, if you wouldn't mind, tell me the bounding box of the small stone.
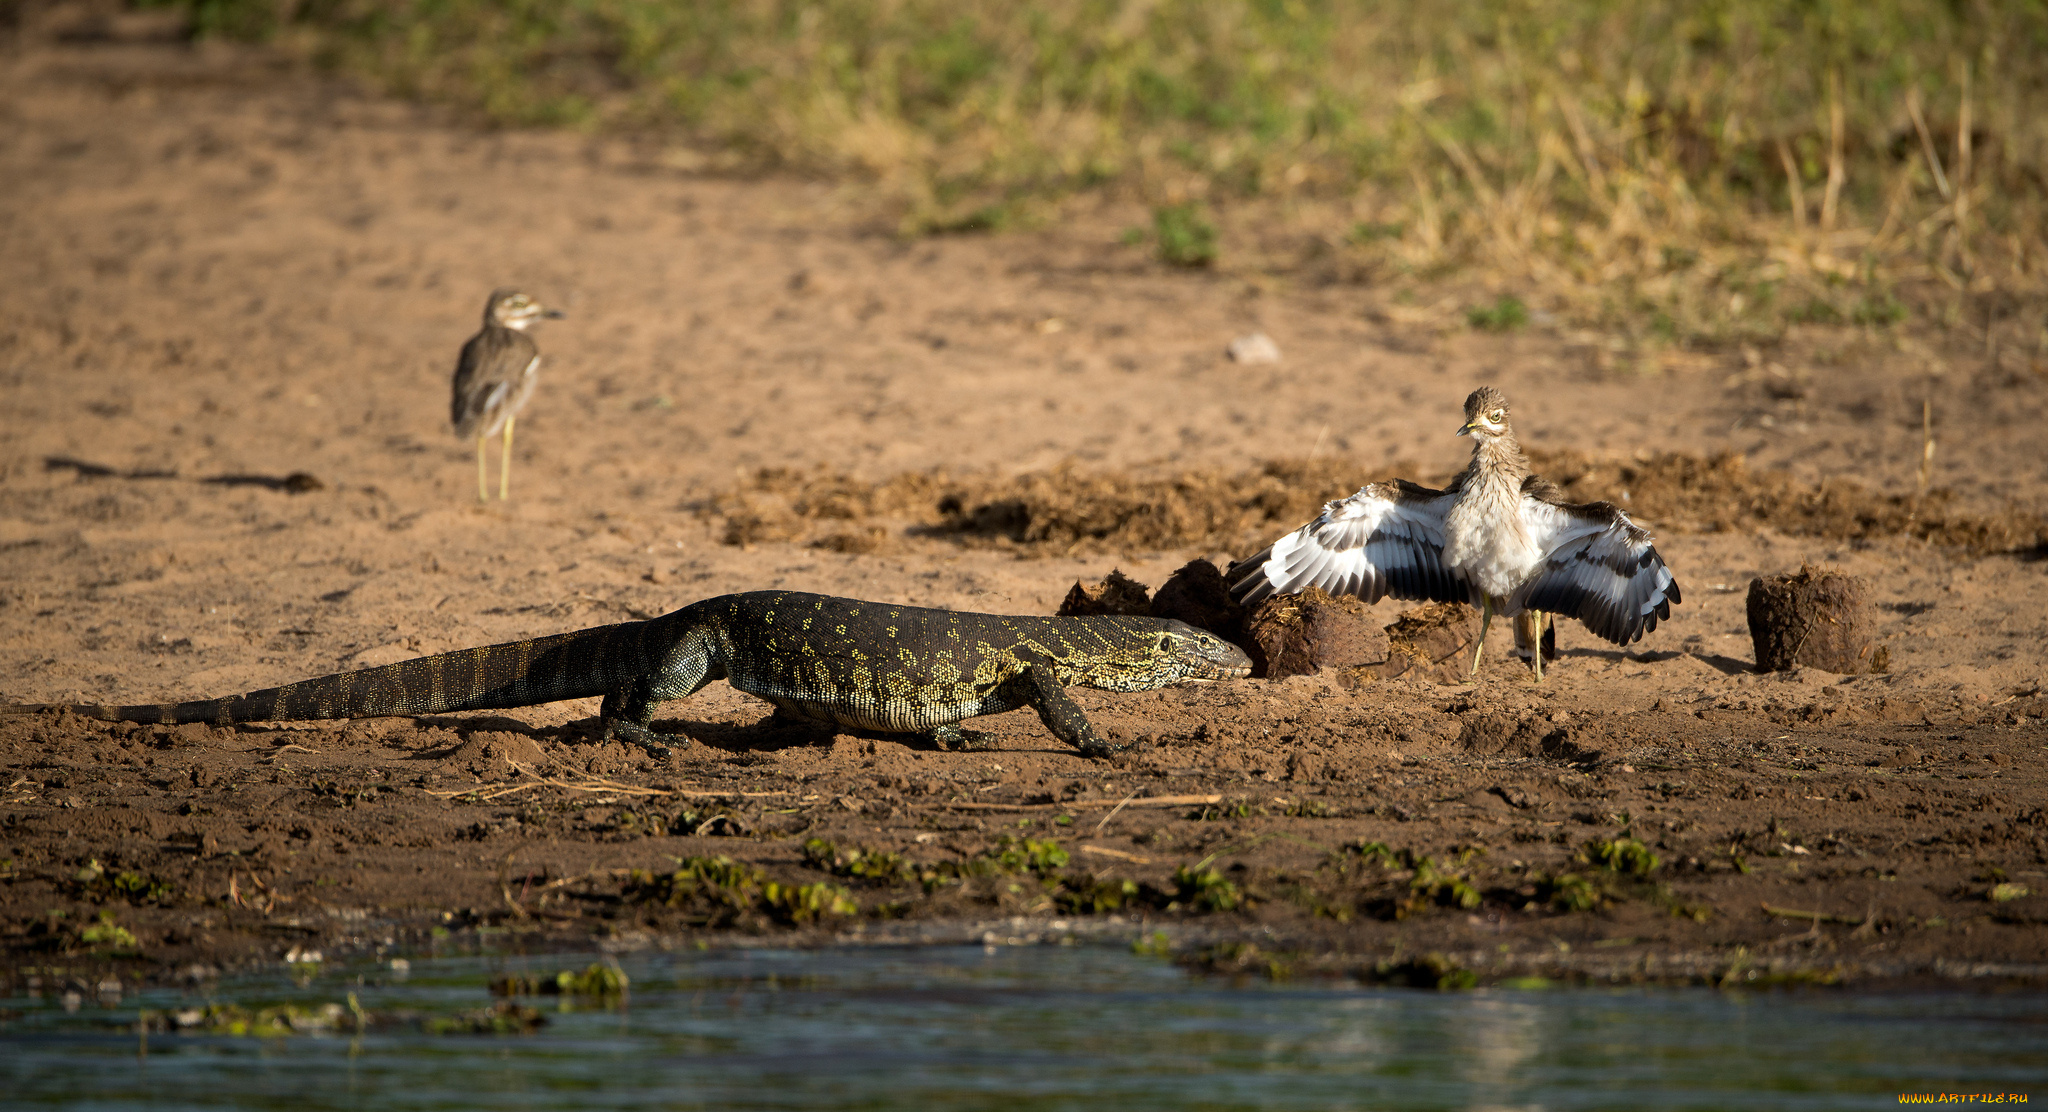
[1226,332,1282,364]
[1878,745,1922,769]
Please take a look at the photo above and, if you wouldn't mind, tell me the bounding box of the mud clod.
[1243,588,1389,679]
[1365,602,1481,683]
[1055,569,1153,617]
[1746,565,1888,675]
[1147,559,1247,643]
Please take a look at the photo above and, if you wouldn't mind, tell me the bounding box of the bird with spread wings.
[1229,387,1680,680]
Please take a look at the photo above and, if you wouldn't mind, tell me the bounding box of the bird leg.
[499,414,515,501]
[1514,610,1552,682]
[475,436,490,502]
[1468,596,1493,678]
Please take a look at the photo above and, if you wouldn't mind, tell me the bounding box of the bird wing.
[1230,480,1471,607]
[1511,491,1681,645]
[451,328,540,438]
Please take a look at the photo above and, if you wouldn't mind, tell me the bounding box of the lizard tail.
[2,620,673,726]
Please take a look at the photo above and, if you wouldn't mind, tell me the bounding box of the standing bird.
[451,289,563,501]
[1229,387,1680,680]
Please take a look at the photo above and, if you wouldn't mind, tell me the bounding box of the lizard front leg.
[1001,663,1121,758]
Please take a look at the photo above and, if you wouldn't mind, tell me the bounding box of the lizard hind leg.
[598,688,691,759]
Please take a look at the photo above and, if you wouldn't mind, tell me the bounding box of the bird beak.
[1456,420,1475,437]
[542,308,566,319]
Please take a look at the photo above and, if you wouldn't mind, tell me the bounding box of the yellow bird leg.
[1468,596,1492,678]
[499,414,514,501]
[475,436,489,502]
[1514,610,1550,683]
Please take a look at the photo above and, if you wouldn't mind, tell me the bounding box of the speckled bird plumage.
[1230,387,1680,677]
[5,592,1252,759]
[452,288,561,500]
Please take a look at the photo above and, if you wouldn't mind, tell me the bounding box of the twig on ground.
[1078,844,1153,864]
[944,794,1222,813]
[1761,903,1864,926]
[1094,791,1140,833]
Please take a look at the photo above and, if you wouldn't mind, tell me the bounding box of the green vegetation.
[150,0,2046,339]
[624,855,858,926]
[1169,865,1243,912]
[795,836,1249,918]
[70,859,176,905]
[1580,836,1660,876]
[1369,953,1478,991]
[489,962,629,999]
[1152,203,1219,267]
[78,911,141,955]
[1465,294,1528,331]
[138,995,550,1036]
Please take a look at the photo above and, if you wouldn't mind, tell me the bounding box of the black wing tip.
[1232,580,1274,606]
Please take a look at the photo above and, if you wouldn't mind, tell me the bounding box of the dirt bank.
[2,35,2044,992]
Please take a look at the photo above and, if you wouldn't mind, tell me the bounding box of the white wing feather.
[1511,500,1680,645]
[1231,484,1471,607]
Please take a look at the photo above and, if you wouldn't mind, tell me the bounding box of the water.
[4,946,2043,1110]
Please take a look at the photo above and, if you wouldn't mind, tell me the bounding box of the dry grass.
[157,1,2048,344]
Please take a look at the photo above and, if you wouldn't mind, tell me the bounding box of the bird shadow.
[201,472,326,493]
[44,455,324,494]
[1559,647,1752,675]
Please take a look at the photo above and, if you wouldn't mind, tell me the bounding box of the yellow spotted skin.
[4,591,1251,759]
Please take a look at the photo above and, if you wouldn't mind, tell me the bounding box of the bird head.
[1457,386,1511,438]
[485,289,565,331]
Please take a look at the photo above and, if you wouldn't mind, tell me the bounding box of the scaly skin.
[4,592,1252,759]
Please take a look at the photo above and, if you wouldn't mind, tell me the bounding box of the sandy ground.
[2,33,2046,991]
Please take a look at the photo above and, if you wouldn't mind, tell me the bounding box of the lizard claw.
[1074,735,1131,759]
[931,725,1001,752]
[605,721,687,760]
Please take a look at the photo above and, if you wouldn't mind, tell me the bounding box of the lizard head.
[1079,619,1251,688]
[1159,622,1254,681]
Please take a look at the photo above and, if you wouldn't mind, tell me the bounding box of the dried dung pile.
[1530,450,2048,552]
[1746,565,1890,675]
[706,452,2047,557]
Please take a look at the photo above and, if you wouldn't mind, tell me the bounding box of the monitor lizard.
[4,591,1251,758]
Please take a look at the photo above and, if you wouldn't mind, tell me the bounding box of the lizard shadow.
[402,714,585,758]
[397,714,791,757]
[666,713,957,757]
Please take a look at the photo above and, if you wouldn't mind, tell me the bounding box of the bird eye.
[1488,409,1504,422]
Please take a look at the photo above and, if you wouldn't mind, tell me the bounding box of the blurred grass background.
[151,0,2044,346]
